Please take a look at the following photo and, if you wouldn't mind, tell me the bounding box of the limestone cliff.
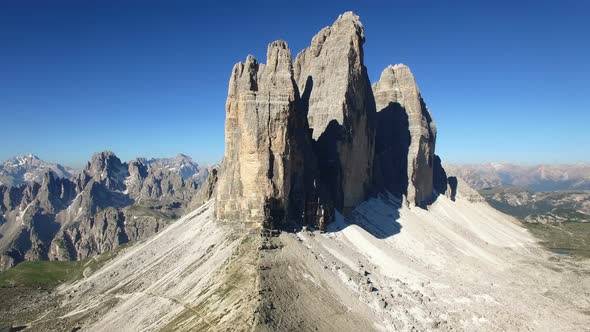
[215,41,309,228]
[294,11,376,214]
[215,12,452,230]
[372,64,437,207]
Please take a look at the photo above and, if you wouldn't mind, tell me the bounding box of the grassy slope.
[0,260,85,288]
[525,222,590,258]
[0,243,130,289]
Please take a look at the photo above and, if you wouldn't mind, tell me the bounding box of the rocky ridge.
[294,11,376,215]
[445,162,590,191]
[0,154,76,186]
[0,152,214,270]
[479,187,590,223]
[215,41,310,228]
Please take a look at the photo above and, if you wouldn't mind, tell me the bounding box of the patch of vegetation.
[125,204,178,222]
[524,222,590,258]
[0,260,86,288]
[0,242,132,289]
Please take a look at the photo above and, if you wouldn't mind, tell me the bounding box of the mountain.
[216,12,450,231]
[445,162,590,191]
[140,153,213,184]
[479,187,590,223]
[0,154,76,186]
[2,11,589,332]
[0,151,216,270]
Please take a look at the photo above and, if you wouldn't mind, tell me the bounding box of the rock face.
[0,151,208,269]
[294,11,376,214]
[216,12,378,229]
[372,64,437,207]
[215,41,309,228]
[189,168,218,210]
[215,12,451,230]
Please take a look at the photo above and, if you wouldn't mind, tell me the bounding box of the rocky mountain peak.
[332,11,365,41]
[143,154,202,181]
[372,63,437,207]
[0,154,75,187]
[172,153,194,165]
[266,40,293,72]
[82,151,128,191]
[294,11,375,214]
[216,40,308,228]
[87,151,123,170]
[15,154,41,164]
[215,12,452,229]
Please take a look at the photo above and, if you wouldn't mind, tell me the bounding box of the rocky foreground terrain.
[2,189,589,331]
[1,11,589,331]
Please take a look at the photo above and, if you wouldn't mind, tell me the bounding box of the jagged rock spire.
[215,40,308,228]
[372,64,437,207]
[293,11,376,214]
[216,13,449,229]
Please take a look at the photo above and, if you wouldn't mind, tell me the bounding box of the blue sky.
[1,0,588,168]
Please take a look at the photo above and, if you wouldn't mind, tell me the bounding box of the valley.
[478,187,590,258]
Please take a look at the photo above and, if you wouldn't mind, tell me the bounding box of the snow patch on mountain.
[0,154,76,186]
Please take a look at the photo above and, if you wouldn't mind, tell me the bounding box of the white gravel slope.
[55,200,256,331]
[284,195,590,331]
[38,195,590,331]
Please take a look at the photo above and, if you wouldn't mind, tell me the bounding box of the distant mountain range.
[0,154,76,186]
[479,187,590,223]
[0,153,214,188]
[0,152,217,270]
[444,162,590,191]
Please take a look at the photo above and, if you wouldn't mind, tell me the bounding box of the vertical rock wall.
[215,41,307,228]
[215,12,448,229]
[293,12,376,214]
[372,64,437,207]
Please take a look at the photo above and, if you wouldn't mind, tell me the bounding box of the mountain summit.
[215,11,450,231]
[0,154,75,186]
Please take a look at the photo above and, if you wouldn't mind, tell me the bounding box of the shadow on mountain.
[31,213,61,260]
[276,196,402,240]
[373,102,410,199]
[431,155,457,203]
[325,195,402,239]
[448,176,458,201]
[314,119,345,210]
[300,75,313,119]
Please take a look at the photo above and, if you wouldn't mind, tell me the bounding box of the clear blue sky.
[1,0,588,168]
